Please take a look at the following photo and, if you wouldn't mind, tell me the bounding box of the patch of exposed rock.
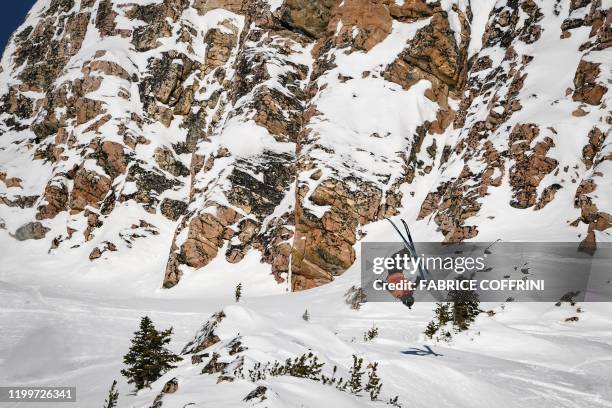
[12,222,50,241]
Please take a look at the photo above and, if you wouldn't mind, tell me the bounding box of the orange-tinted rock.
[84,212,102,241]
[279,0,335,38]
[204,27,238,73]
[573,60,607,105]
[179,206,240,270]
[2,177,22,188]
[402,12,468,88]
[389,0,435,20]
[70,169,111,213]
[329,0,393,51]
[508,124,558,209]
[582,127,605,169]
[93,140,128,179]
[535,184,562,210]
[84,114,112,133]
[76,98,103,125]
[82,60,130,80]
[193,0,245,15]
[89,247,102,260]
[291,177,384,289]
[36,182,69,220]
[162,378,179,394]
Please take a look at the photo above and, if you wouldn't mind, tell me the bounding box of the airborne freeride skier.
[384,219,430,309]
[385,250,416,308]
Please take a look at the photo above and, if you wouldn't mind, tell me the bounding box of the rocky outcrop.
[0,0,609,292]
[13,3,91,90]
[162,6,311,287]
[154,146,189,177]
[182,208,239,269]
[507,124,558,209]
[130,0,188,51]
[328,0,393,51]
[182,311,225,354]
[279,0,335,38]
[161,378,179,394]
[36,182,69,220]
[70,169,112,213]
[572,60,607,105]
[243,386,268,402]
[574,177,611,254]
[204,26,239,72]
[121,164,182,212]
[89,241,117,260]
[92,141,129,180]
[160,198,188,221]
[139,50,202,128]
[12,222,50,241]
[416,0,610,246]
[401,11,468,89]
[582,127,606,169]
[292,177,384,290]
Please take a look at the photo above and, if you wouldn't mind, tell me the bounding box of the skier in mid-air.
[385,250,416,308]
[384,219,429,309]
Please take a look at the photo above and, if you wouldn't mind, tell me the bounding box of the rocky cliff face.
[0,0,609,290]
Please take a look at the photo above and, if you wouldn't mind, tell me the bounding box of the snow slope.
[1,219,612,407]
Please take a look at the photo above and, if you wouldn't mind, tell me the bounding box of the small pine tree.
[424,320,438,339]
[302,309,310,322]
[447,288,480,331]
[235,283,243,303]
[365,362,382,400]
[434,302,452,326]
[103,380,118,408]
[387,395,402,407]
[336,377,348,392]
[363,324,379,342]
[121,316,182,390]
[348,354,365,394]
[425,303,451,339]
[322,365,338,385]
[287,352,323,379]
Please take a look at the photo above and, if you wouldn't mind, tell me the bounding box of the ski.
[385,218,417,258]
[400,219,431,280]
[386,218,431,281]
